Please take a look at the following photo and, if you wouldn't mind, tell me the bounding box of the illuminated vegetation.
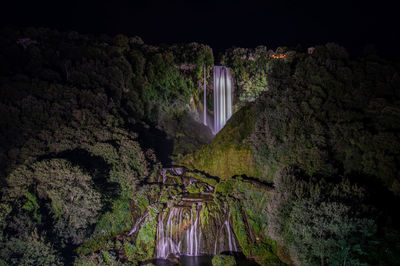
[179,105,263,180]
[0,27,399,266]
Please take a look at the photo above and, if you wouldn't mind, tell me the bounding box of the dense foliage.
[182,43,400,265]
[0,27,212,265]
[221,46,270,108]
[239,44,400,265]
[1,26,399,266]
[268,168,377,265]
[251,44,400,192]
[221,46,295,109]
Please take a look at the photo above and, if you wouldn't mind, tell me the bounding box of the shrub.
[268,167,376,265]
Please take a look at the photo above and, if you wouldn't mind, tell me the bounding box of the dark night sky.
[1,0,399,56]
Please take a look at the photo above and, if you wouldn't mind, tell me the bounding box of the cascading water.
[156,205,202,258]
[128,211,149,236]
[214,211,237,255]
[203,64,207,126]
[213,66,233,134]
[155,200,238,259]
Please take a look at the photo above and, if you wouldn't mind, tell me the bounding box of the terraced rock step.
[180,194,214,205]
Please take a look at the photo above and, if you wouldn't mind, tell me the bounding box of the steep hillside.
[179,105,262,180]
[180,43,400,265]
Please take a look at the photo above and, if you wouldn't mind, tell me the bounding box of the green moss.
[123,241,136,261]
[157,185,182,204]
[134,191,150,213]
[186,183,201,193]
[186,182,208,193]
[179,106,263,180]
[229,199,282,265]
[133,207,159,260]
[199,203,210,227]
[94,196,132,236]
[166,172,183,185]
[215,177,273,198]
[74,260,98,266]
[141,262,156,266]
[215,177,278,263]
[76,234,113,256]
[184,171,218,186]
[215,179,236,194]
[229,200,249,253]
[212,254,236,266]
[22,191,41,223]
[101,251,112,264]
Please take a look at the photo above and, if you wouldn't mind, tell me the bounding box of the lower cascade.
[155,198,238,259]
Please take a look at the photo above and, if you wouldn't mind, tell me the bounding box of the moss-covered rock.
[184,171,219,186]
[228,199,282,265]
[179,105,264,181]
[135,207,159,253]
[212,254,236,266]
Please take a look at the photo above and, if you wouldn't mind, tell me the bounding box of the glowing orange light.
[268,54,287,59]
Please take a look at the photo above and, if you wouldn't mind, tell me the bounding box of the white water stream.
[155,203,238,259]
[202,66,233,134]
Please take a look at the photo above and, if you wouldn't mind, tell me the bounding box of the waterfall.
[203,64,207,126]
[213,205,238,255]
[155,201,238,259]
[224,218,237,252]
[128,211,149,236]
[156,205,202,258]
[213,66,233,134]
[158,168,184,184]
[156,207,183,258]
[202,66,233,134]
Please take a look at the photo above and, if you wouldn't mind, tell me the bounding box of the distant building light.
[267,54,287,60]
